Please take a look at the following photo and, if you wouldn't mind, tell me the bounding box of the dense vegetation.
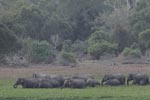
[0,0,150,65]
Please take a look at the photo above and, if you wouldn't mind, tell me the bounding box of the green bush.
[62,40,72,52]
[88,30,110,45]
[88,30,118,60]
[139,29,150,49]
[58,51,76,66]
[88,41,117,60]
[71,40,88,55]
[31,40,51,63]
[122,48,141,58]
[22,38,54,63]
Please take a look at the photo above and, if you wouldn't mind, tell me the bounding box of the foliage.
[113,24,131,52]
[31,40,51,63]
[22,38,53,63]
[130,0,150,38]
[0,22,20,54]
[130,8,150,35]
[88,30,110,44]
[122,47,141,58]
[88,41,117,59]
[58,51,76,66]
[94,2,132,52]
[88,30,117,59]
[62,40,72,52]
[71,40,88,54]
[136,0,150,11]
[139,29,150,49]
[1,0,150,64]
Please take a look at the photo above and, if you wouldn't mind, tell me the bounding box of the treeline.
[0,0,150,66]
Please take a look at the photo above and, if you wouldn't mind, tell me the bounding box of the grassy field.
[1,79,150,100]
[1,61,150,100]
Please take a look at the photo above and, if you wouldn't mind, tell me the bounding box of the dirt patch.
[1,60,150,79]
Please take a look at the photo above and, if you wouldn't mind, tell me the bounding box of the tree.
[139,29,150,50]
[22,38,54,63]
[88,30,117,59]
[93,1,132,52]
[57,0,110,40]
[113,24,131,52]
[130,0,150,37]
[18,5,47,40]
[71,40,88,55]
[0,22,19,54]
[62,40,72,52]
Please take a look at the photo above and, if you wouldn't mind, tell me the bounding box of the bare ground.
[1,59,150,79]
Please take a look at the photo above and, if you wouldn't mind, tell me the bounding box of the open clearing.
[1,60,150,100]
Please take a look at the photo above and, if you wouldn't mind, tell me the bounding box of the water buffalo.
[51,75,65,86]
[39,78,61,88]
[13,77,62,88]
[38,79,53,88]
[32,73,51,79]
[127,73,149,85]
[71,75,94,81]
[105,79,121,86]
[86,79,100,87]
[101,73,125,85]
[13,78,40,88]
[62,79,86,88]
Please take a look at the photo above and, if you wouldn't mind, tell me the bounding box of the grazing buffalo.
[62,79,86,88]
[13,78,41,88]
[50,78,61,88]
[105,79,121,86]
[32,73,51,79]
[86,79,100,87]
[51,75,65,86]
[13,77,62,88]
[38,78,61,88]
[33,74,65,86]
[71,75,94,81]
[38,79,53,88]
[101,73,125,85]
[127,73,149,85]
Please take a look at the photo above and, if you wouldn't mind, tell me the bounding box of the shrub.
[88,41,117,60]
[62,40,72,52]
[71,40,88,55]
[22,38,54,63]
[88,30,110,45]
[31,40,51,63]
[58,51,76,66]
[139,29,150,52]
[88,30,118,60]
[122,48,141,58]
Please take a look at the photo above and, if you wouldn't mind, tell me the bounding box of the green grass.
[1,79,150,100]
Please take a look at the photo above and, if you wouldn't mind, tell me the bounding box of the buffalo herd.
[13,73,150,89]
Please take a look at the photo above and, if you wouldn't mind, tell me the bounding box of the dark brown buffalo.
[86,79,100,87]
[62,79,86,88]
[105,79,121,86]
[101,73,125,85]
[13,78,41,88]
[71,75,94,81]
[127,73,149,85]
